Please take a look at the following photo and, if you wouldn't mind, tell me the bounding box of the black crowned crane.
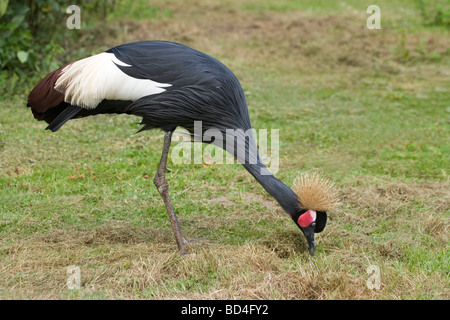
[27,41,339,254]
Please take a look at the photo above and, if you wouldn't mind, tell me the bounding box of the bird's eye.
[311,222,316,227]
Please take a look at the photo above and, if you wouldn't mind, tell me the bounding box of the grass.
[0,0,449,299]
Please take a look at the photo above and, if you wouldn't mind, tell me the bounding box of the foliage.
[0,0,66,92]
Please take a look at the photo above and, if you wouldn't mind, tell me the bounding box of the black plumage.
[27,40,329,254]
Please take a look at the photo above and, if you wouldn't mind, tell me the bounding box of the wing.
[54,41,224,110]
[106,41,223,89]
[28,41,235,132]
[54,51,172,109]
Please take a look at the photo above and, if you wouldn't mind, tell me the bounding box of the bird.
[27,40,339,254]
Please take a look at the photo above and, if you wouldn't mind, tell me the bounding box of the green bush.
[0,0,67,92]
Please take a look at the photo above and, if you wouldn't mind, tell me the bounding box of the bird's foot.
[177,235,215,255]
[182,236,215,247]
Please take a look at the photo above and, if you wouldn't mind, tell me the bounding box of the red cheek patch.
[298,210,317,228]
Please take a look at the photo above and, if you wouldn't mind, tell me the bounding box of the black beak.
[303,227,315,255]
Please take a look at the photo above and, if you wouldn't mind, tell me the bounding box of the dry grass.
[0,236,384,299]
[1,178,448,299]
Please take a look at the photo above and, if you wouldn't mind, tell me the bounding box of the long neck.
[243,161,299,216]
[212,122,300,215]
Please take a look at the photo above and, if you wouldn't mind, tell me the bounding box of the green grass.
[0,0,449,299]
[106,2,173,22]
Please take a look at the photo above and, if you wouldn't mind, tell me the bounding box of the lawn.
[0,0,449,299]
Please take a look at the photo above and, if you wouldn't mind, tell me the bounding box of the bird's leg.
[154,131,208,253]
[153,130,188,254]
[154,131,210,253]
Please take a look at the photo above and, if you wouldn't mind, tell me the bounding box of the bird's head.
[291,172,340,255]
[291,209,327,254]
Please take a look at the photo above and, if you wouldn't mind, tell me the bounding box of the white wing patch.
[54,52,171,109]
